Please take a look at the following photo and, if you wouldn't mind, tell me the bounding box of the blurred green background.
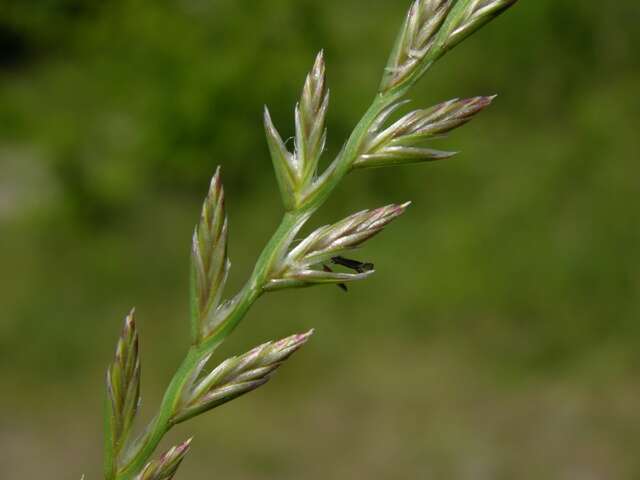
[1,0,639,478]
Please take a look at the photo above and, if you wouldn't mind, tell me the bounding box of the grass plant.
[102,1,518,478]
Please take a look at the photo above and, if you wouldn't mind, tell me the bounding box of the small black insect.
[331,256,374,273]
[323,256,375,292]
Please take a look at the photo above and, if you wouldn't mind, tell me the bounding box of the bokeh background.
[1,0,639,478]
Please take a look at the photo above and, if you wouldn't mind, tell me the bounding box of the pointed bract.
[275,268,375,289]
[358,147,457,168]
[264,107,299,210]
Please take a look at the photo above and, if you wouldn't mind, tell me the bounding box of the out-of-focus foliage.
[1,1,639,479]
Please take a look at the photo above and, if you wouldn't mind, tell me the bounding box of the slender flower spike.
[297,51,329,184]
[191,167,230,343]
[135,438,192,480]
[105,310,141,473]
[355,95,495,169]
[173,331,313,424]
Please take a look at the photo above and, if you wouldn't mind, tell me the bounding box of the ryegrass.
[102,1,518,478]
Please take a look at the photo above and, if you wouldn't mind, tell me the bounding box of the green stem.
[114,87,402,480]
[301,92,400,210]
[117,348,200,479]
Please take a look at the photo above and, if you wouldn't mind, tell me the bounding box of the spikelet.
[105,310,141,475]
[380,0,454,91]
[380,0,518,91]
[174,331,313,423]
[443,0,519,50]
[266,203,410,290]
[297,51,330,184]
[356,95,495,169]
[135,438,192,480]
[265,51,330,209]
[191,167,230,343]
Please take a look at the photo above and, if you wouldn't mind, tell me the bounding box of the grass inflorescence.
[101,1,518,478]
